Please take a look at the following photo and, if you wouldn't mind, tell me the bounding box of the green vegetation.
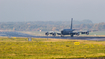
[19,31,46,36]
[0,37,105,59]
[89,31,105,35]
[0,20,105,31]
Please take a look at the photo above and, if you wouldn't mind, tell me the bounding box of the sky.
[0,0,105,23]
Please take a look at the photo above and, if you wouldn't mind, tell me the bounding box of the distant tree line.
[0,20,105,31]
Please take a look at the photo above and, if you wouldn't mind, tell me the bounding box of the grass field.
[0,37,105,59]
[89,31,105,35]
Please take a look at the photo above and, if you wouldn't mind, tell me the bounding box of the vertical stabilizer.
[71,18,73,29]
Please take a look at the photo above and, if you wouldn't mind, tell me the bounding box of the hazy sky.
[0,0,105,23]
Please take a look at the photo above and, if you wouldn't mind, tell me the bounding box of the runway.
[35,36,105,41]
[0,31,105,41]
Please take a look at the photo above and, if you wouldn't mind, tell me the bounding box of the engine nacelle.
[52,33,56,36]
[86,32,89,35]
[76,32,80,36]
[45,32,49,36]
[81,32,86,34]
[81,31,89,35]
[57,33,61,35]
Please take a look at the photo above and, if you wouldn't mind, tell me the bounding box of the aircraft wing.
[74,30,90,35]
[45,31,61,36]
[80,31,90,35]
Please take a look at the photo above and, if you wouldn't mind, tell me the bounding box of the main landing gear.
[71,34,74,37]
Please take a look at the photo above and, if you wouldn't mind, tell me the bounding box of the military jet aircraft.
[45,18,90,37]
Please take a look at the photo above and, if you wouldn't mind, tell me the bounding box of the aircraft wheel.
[61,35,64,37]
[71,35,74,37]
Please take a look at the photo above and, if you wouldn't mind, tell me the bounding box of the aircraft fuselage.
[61,29,74,35]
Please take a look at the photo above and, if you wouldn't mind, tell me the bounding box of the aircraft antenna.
[71,18,73,29]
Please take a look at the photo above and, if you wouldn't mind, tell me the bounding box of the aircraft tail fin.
[71,18,73,29]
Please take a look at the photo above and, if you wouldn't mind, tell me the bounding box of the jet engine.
[52,33,56,36]
[76,32,80,36]
[45,32,49,36]
[86,32,89,35]
[81,31,89,35]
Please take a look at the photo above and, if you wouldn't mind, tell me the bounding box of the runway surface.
[0,31,105,41]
